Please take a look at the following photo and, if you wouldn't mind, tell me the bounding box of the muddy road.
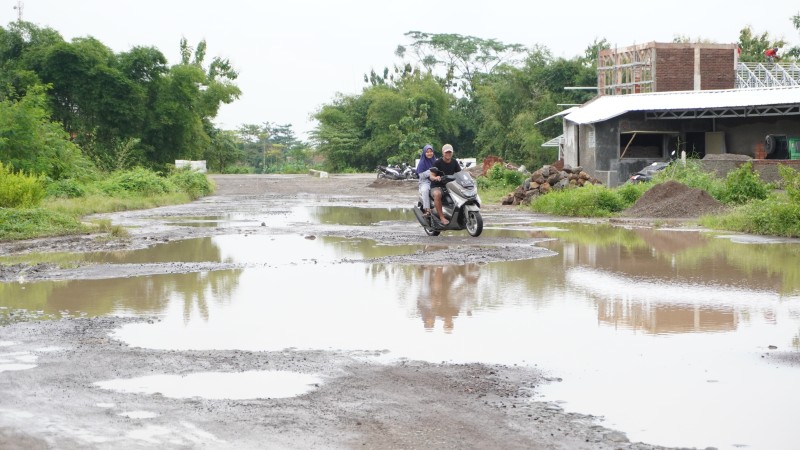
[0,174,675,449]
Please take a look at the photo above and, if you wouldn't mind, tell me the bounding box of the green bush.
[0,162,45,208]
[45,178,87,199]
[168,170,214,199]
[99,167,175,196]
[717,162,770,205]
[702,198,800,237]
[614,182,649,207]
[484,163,525,188]
[779,165,800,204]
[653,159,722,196]
[531,184,625,217]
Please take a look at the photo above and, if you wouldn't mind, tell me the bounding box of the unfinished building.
[560,42,800,186]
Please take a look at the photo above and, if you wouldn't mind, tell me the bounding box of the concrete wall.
[714,117,800,156]
[563,121,580,168]
[701,156,800,184]
[175,160,208,173]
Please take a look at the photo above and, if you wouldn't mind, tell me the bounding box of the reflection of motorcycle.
[376,164,405,180]
[412,169,483,237]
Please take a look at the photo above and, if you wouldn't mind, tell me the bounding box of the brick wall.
[655,48,695,91]
[700,49,735,90]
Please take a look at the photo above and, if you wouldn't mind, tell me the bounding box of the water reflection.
[308,206,414,225]
[4,216,800,449]
[0,270,242,320]
[415,264,479,332]
[544,223,800,294]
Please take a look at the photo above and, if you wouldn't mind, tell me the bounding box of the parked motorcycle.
[401,162,418,180]
[412,169,483,237]
[376,164,405,180]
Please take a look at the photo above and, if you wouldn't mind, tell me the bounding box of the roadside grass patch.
[701,196,800,238]
[531,185,625,217]
[0,207,86,241]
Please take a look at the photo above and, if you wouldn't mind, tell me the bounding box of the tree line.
[1,17,798,179]
[313,18,799,173]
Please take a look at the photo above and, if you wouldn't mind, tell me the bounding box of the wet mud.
[0,174,681,449]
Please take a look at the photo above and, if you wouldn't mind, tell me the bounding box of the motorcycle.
[412,169,483,237]
[376,164,405,180]
[401,162,418,180]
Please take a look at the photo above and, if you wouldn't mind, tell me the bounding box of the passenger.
[416,144,436,216]
[430,144,461,226]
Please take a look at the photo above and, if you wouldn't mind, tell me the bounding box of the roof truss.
[645,104,800,120]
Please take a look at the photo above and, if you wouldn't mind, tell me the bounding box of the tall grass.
[1,167,214,242]
[530,184,628,217]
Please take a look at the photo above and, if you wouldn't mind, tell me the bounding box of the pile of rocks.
[501,164,602,206]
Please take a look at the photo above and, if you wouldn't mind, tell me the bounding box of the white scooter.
[412,168,483,237]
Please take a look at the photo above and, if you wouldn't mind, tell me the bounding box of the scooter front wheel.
[424,227,440,237]
[466,211,483,237]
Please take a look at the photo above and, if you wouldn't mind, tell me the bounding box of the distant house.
[558,42,800,186]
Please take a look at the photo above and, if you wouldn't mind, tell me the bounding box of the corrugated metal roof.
[541,134,563,147]
[564,86,800,124]
[534,107,579,125]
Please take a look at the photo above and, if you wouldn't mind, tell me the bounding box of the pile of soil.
[622,180,724,218]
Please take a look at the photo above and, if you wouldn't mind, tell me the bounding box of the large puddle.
[3,207,800,449]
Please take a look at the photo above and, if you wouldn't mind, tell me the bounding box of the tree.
[206,129,240,173]
[0,21,63,100]
[788,13,800,59]
[396,32,526,99]
[469,41,600,169]
[0,85,94,179]
[140,39,241,167]
[737,26,787,62]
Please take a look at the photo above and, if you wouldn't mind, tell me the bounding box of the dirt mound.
[622,180,724,218]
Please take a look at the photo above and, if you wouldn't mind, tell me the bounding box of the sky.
[3,0,800,139]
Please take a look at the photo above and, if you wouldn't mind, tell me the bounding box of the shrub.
[717,162,770,205]
[0,162,45,207]
[99,167,175,196]
[614,182,649,207]
[654,159,722,196]
[168,170,214,199]
[779,165,800,204]
[45,178,87,199]
[531,184,624,217]
[484,163,525,188]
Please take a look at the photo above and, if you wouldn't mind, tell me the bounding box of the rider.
[416,144,437,216]
[429,144,461,226]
